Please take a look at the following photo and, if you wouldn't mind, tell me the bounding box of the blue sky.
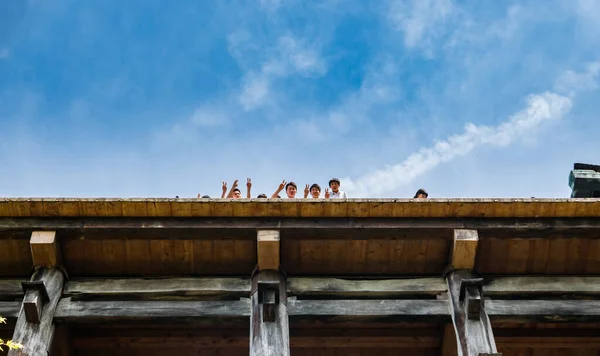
[1,0,600,198]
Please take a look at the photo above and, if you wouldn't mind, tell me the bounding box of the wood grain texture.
[452,229,478,269]
[29,231,59,268]
[1,198,600,218]
[257,230,280,271]
[9,268,65,356]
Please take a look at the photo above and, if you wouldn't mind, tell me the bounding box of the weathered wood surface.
[484,276,600,296]
[50,325,72,356]
[9,268,65,356]
[287,299,451,323]
[0,280,24,298]
[0,301,21,319]
[2,217,600,240]
[1,198,599,218]
[287,277,447,298]
[64,278,251,300]
[250,271,289,356]
[486,300,600,322]
[447,270,499,356]
[54,299,251,323]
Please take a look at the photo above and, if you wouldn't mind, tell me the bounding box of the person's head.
[329,178,341,192]
[414,189,428,199]
[233,188,242,199]
[309,183,321,198]
[285,182,297,198]
[257,194,267,199]
[201,195,210,199]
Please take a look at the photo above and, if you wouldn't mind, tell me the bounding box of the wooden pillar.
[445,229,501,356]
[250,229,289,356]
[8,268,65,356]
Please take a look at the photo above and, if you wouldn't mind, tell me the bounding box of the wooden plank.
[485,277,600,296]
[442,323,458,356]
[0,301,21,319]
[486,300,600,322]
[287,300,451,323]
[0,280,24,298]
[2,217,600,240]
[257,230,280,271]
[495,336,600,348]
[250,271,289,356]
[30,231,60,268]
[287,277,447,298]
[53,299,251,323]
[64,278,251,300]
[9,268,65,356]
[50,325,72,356]
[452,229,478,269]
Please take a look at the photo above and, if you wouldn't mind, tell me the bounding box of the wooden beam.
[484,276,600,296]
[486,300,600,322]
[451,229,478,269]
[257,230,280,271]
[9,268,66,356]
[2,217,600,240]
[288,299,451,323]
[54,299,251,323]
[0,279,24,299]
[50,325,72,356]
[22,289,44,323]
[0,301,21,320]
[30,231,60,268]
[287,277,447,298]
[64,278,251,300]
[250,270,289,356]
[496,336,600,349]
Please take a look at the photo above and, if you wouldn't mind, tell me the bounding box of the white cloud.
[388,0,455,49]
[344,91,573,197]
[0,49,9,59]
[554,62,600,96]
[237,35,327,110]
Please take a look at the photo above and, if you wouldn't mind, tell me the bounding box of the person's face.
[310,187,320,198]
[330,182,340,192]
[286,185,297,198]
[233,190,242,199]
[416,193,427,199]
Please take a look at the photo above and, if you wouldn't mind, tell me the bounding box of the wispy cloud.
[344,63,600,197]
[388,0,455,51]
[344,92,573,197]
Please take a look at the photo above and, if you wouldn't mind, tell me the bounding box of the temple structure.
[0,198,599,356]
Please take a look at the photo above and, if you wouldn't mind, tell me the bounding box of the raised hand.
[232,179,239,189]
[221,181,227,194]
[325,188,330,199]
[304,184,309,198]
[278,180,286,191]
[247,178,252,189]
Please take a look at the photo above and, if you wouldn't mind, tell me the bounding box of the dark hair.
[414,189,428,198]
[277,195,281,198]
[309,183,321,192]
[201,195,210,199]
[233,188,241,193]
[328,178,340,187]
[257,194,267,198]
[285,182,297,190]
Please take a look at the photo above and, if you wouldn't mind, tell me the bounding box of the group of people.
[196,178,429,200]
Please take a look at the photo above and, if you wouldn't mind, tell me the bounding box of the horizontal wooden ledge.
[1,198,599,218]
[3,298,600,324]
[1,217,600,240]
[4,277,600,300]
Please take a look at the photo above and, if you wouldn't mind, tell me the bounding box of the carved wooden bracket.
[21,280,50,324]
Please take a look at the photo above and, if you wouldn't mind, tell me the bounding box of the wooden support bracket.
[30,231,60,268]
[257,230,280,271]
[452,229,479,269]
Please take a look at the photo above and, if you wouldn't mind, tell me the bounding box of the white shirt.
[329,190,348,199]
